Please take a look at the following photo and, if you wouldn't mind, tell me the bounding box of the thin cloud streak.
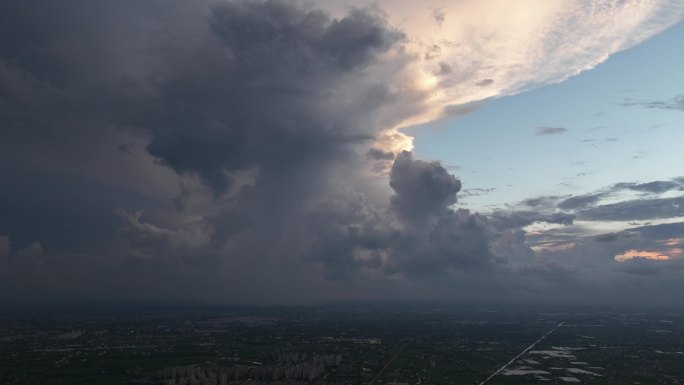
[621,94,684,110]
[535,127,568,136]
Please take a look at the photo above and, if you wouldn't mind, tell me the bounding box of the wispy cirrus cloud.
[535,126,568,136]
[621,94,684,110]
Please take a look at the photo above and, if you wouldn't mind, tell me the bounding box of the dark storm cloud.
[0,236,10,259]
[0,0,208,260]
[116,209,212,260]
[0,160,151,254]
[534,126,567,136]
[171,183,193,213]
[383,208,496,277]
[2,0,517,302]
[307,152,500,279]
[620,94,684,111]
[389,152,461,224]
[0,0,403,296]
[120,1,449,287]
[116,143,136,156]
[0,0,205,141]
[138,1,403,196]
[382,152,497,276]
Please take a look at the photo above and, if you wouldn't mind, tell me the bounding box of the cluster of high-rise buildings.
[156,353,343,385]
[278,353,343,367]
[157,366,227,385]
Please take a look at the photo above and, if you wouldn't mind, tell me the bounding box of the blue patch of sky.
[411,20,684,211]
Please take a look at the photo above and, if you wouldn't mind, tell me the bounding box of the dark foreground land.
[1,304,683,385]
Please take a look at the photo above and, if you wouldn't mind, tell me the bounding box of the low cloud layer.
[522,180,684,284]
[552,179,684,221]
[1,0,683,305]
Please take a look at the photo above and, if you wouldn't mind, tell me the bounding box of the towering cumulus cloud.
[0,0,682,303]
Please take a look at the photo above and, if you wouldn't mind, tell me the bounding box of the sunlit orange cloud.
[614,250,671,263]
[663,238,684,246]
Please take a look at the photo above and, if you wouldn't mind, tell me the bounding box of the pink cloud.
[614,249,671,263]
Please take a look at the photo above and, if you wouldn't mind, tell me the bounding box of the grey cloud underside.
[574,196,684,221]
[593,232,634,242]
[551,178,684,221]
[307,152,501,280]
[140,1,404,196]
[614,258,684,276]
[615,179,684,194]
[367,148,395,160]
[557,194,603,210]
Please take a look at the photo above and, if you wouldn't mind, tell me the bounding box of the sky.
[1,0,684,306]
